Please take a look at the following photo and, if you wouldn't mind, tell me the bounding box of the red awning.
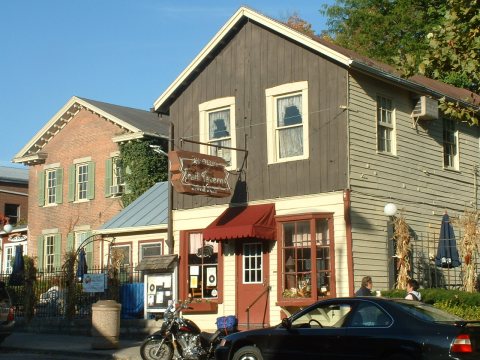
[203,204,276,241]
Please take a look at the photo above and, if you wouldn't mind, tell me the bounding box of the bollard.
[91,300,122,349]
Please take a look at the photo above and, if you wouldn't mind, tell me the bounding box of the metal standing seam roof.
[0,166,29,184]
[99,182,169,230]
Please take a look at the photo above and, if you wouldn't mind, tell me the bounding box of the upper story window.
[105,156,124,197]
[38,167,63,207]
[68,160,95,202]
[443,118,459,170]
[376,95,395,154]
[199,97,236,169]
[266,81,309,164]
[277,213,335,306]
[4,204,19,225]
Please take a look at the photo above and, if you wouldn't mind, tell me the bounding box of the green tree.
[120,139,168,207]
[417,0,479,124]
[321,0,446,71]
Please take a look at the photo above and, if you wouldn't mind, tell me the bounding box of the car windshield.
[394,300,463,322]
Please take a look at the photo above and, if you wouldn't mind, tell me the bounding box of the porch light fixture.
[384,203,398,217]
[1,215,13,234]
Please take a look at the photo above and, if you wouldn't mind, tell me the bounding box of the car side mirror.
[281,317,292,329]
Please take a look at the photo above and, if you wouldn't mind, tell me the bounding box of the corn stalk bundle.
[455,209,479,293]
[393,214,411,289]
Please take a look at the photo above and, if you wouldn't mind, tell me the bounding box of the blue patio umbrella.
[435,213,461,268]
[8,245,25,286]
[76,249,88,282]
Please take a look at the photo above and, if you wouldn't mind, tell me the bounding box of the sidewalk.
[1,332,143,360]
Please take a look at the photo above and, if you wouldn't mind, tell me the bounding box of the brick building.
[12,96,169,271]
[0,166,28,273]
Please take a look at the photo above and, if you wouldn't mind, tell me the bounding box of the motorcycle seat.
[201,329,222,343]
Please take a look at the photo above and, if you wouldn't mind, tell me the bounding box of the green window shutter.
[67,232,74,252]
[68,165,76,202]
[55,168,63,204]
[38,170,45,206]
[105,158,112,197]
[53,234,62,271]
[87,161,95,200]
[37,236,45,271]
[85,231,94,270]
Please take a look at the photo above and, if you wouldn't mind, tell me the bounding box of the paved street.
[0,349,110,360]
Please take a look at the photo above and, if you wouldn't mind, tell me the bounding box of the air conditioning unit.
[412,96,438,120]
[110,184,124,196]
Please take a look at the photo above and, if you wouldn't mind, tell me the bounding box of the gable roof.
[97,181,168,234]
[153,6,479,114]
[13,96,170,165]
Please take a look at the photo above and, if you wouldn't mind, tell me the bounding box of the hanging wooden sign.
[168,150,231,197]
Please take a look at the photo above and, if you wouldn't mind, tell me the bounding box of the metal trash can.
[91,300,122,349]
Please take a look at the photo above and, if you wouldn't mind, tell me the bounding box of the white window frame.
[76,163,88,200]
[45,169,57,205]
[266,81,309,164]
[443,118,459,170]
[3,244,14,274]
[376,95,396,155]
[199,97,237,170]
[243,242,263,284]
[45,234,55,273]
[140,242,162,260]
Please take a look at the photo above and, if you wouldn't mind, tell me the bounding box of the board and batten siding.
[348,71,480,290]
[168,20,349,211]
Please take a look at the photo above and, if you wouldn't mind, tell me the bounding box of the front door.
[236,240,270,329]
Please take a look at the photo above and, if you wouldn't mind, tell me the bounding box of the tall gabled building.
[13,96,169,271]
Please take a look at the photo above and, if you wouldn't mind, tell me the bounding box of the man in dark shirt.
[355,276,373,296]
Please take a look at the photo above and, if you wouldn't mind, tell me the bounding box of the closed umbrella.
[8,245,25,286]
[435,213,461,268]
[76,249,88,282]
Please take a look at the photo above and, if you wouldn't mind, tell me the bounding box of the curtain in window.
[277,95,303,158]
[209,110,230,139]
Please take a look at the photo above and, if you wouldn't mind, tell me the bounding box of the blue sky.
[0,0,334,167]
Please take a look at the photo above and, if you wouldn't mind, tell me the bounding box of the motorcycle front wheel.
[140,338,174,360]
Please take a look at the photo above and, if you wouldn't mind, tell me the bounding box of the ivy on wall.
[119,139,168,207]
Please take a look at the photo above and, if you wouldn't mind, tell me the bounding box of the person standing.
[405,279,422,301]
[355,276,374,296]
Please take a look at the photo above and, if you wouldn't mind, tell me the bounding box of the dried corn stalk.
[393,214,411,289]
[454,209,479,292]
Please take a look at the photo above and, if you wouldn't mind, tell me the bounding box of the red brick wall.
[27,109,124,266]
[0,181,28,223]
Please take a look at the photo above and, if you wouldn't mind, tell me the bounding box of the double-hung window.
[376,95,395,154]
[37,233,61,273]
[199,97,236,169]
[277,213,335,305]
[443,118,458,170]
[69,160,95,202]
[38,167,63,206]
[105,156,124,197]
[4,204,19,225]
[266,81,309,163]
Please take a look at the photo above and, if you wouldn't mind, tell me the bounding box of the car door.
[342,301,395,359]
[264,300,352,359]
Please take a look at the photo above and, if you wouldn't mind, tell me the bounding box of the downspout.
[344,73,355,296]
[167,121,175,254]
[344,189,355,296]
[474,165,478,211]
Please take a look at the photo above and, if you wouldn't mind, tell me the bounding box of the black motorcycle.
[140,300,233,360]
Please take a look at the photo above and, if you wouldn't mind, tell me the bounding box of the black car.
[0,281,14,343]
[215,297,480,360]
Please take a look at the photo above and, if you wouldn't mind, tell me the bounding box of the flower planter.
[182,301,218,314]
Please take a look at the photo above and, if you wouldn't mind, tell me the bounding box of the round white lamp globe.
[3,223,13,234]
[384,203,397,217]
